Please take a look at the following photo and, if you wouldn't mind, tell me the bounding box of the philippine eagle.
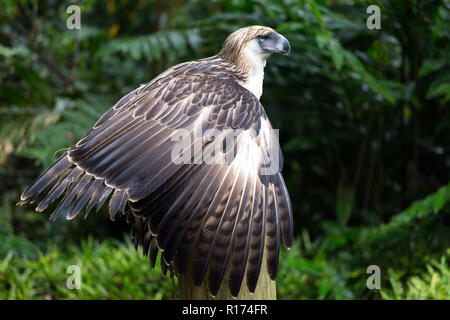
[19,26,293,297]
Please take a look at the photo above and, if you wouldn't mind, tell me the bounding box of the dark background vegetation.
[0,0,449,299]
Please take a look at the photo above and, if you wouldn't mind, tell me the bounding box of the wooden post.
[178,249,276,300]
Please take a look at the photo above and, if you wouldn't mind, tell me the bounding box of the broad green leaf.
[336,187,354,227]
[426,83,450,102]
[433,185,449,213]
[329,39,344,70]
[419,59,446,78]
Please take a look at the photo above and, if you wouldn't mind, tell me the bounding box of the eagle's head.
[218,25,290,73]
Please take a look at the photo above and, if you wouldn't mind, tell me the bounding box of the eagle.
[19,26,293,298]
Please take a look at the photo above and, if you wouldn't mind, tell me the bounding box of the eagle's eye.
[257,35,266,42]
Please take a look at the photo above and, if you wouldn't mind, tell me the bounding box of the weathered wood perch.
[178,248,276,300]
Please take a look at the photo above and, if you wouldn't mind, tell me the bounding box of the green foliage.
[381,251,450,300]
[96,29,202,66]
[0,232,174,300]
[20,96,112,165]
[278,183,450,299]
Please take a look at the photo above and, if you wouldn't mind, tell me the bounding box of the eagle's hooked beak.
[259,32,291,57]
[274,33,291,56]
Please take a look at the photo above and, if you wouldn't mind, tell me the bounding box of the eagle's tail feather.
[19,153,121,222]
[159,165,220,264]
[83,179,103,216]
[276,173,293,248]
[265,181,280,281]
[173,165,230,275]
[66,175,96,220]
[190,164,237,287]
[228,173,260,297]
[149,237,159,268]
[207,161,252,297]
[108,189,128,221]
[19,153,72,204]
[49,173,91,221]
[35,169,72,212]
[246,179,267,293]
[36,166,82,215]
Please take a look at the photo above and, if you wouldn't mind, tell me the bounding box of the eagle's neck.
[217,41,267,100]
[239,61,266,100]
[237,44,267,100]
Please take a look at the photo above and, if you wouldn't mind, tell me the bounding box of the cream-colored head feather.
[217,26,289,99]
[218,26,276,74]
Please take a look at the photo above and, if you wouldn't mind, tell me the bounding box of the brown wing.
[19,56,293,297]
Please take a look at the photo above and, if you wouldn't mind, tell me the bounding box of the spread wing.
[19,57,293,297]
